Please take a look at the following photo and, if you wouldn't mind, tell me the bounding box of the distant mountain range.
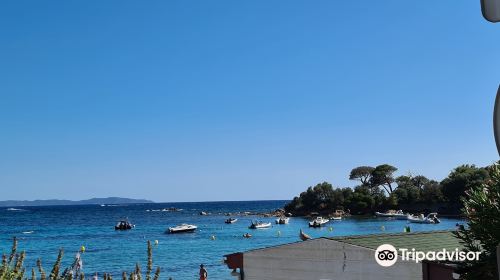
[0,197,154,207]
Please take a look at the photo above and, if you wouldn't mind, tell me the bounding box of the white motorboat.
[407,213,441,224]
[168,224,198,233]
[249,221,272,229]
[308,216,329,227]
[275,217,290,224]
[225,218,238,224]
[375,210,408,220]
[331,216,342,221]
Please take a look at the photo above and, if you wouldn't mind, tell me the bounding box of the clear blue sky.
[0,1,498,202]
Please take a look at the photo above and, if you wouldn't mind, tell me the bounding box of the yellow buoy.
[80,246,86,253]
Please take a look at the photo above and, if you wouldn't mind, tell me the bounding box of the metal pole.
[493,86,500,156]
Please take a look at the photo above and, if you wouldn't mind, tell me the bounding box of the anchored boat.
[168,224,198,233]
[115,220,135,230]
[249,220,272,229]
[308,216,329,227]
[275,217,290,224]
[375,210,408,220]
[225,218,238,224]
[407,213,441,224]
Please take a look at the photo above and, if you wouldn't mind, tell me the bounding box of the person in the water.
[199,264,208,280]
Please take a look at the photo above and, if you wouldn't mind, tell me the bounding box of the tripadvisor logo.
[375,244,398,267]
[374,244,481,267]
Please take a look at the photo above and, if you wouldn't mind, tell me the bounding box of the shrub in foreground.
[0,238,162,280]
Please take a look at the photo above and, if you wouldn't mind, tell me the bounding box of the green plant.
[454,162,500,280]
[0,238,163,280]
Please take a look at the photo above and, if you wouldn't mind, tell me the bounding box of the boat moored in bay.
[375,210,408,220]
[168,224,198,233]
[225,217,238,224]
[308,216,329,227]
[115,220,135,230]
[249,220,272,229]
[407,213,441,224]
[275,217,290,224]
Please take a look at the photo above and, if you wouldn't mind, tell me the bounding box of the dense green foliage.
[285,163,490,215]
[441,165,490,205]
[455,163,500,280]
[0,239,162,280]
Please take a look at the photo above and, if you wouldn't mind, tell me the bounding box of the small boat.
[225,218,238,224]
[249,221,272,229]
[243,233,252,238]
[308,216,329,227]
[407,213,441,224]
[115,220,135,230]
[375,210,408,220]
[168,224,198,233]
[162,207,180,212]
[275,217,290,224]
[200,211,208,216]
[331,216,342,221]
[299,229,311,241]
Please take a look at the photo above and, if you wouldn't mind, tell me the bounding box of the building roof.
[328,230,463,253]
[224,230,465,270]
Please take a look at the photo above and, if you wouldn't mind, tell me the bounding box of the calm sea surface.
[0,201,463,279]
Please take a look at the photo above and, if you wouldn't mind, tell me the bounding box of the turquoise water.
[0,201,463,279]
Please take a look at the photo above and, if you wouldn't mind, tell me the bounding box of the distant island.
[0,197,154,207]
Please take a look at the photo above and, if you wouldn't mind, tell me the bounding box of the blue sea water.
[0,201,463,279]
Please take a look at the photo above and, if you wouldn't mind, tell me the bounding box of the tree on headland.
[441,164,489,206]
[454,162,500,280]
[369,164,398,195]
[349,166,374,187]
[394,175,421,204]
[285,162,492,216]
[412,175,430,194]
[420,180,444,204]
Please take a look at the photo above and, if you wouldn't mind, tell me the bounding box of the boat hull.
[249,223,272,229]
[375,212,408,220]
[225,219,238,224]
[168,224,198,233]
[115,226,133,230]
[309,222,328,227]
[168,228,197,233]
[408,218,440,224]
[275,218,289,224]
